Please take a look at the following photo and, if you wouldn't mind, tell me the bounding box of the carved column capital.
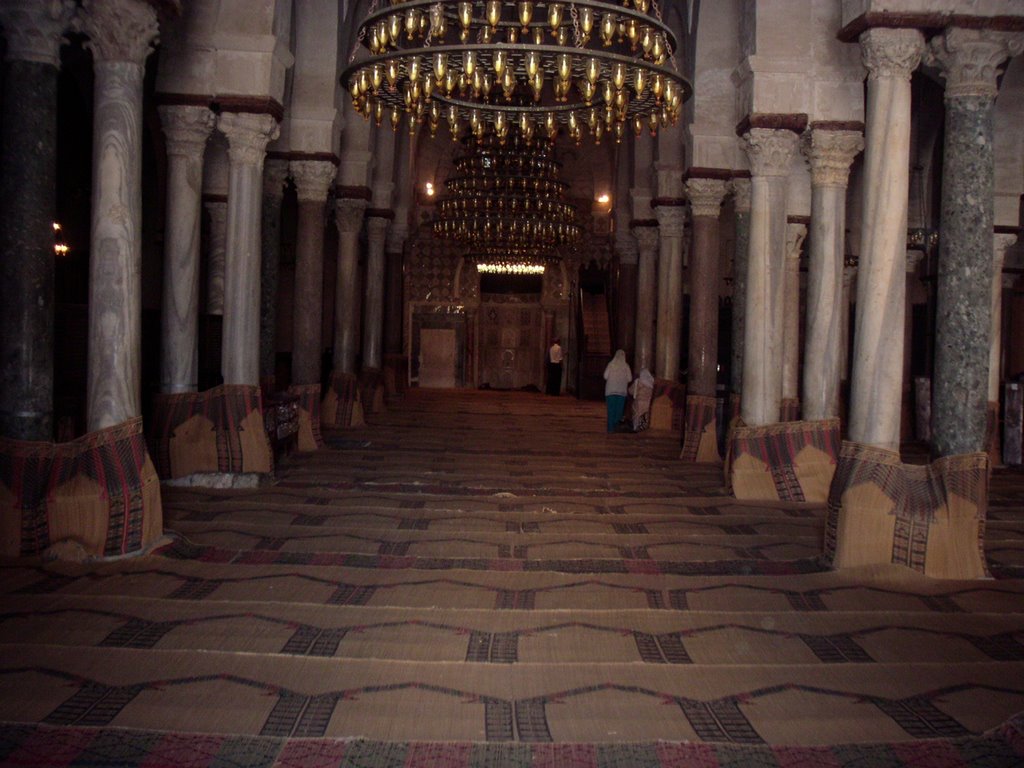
[994,233,1018,259]
[804,129,864,188]
[742,128,799,178]
[78,0,158,67]
[905,249,926,275]
[387,224,409,254]
[785,223,807,262]
[632,225,659,255]
[366,215,390,243]
[616,232,639,265]
[859,27,925,83]
[217,112,279,169]
[685,178,728,219]
[290,159,337,203]
[158,105,215,159]
[0,0,75,67]
[843,264,858,289]
[730,177,751,213]
[335,198,367,233]
[927,28,1024,100]
[654,205,687,237]
[263,158,290,199]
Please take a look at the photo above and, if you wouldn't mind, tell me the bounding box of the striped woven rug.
[1,389,1023,767]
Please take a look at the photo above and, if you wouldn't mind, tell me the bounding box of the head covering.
[638,367,654,387]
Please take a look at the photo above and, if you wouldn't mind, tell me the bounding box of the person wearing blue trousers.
[603,349,632,433]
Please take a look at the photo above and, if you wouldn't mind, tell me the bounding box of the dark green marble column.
[930,29,1024,458]
[0,58,59,440]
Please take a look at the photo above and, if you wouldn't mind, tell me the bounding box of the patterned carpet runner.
[1,389,1023,767]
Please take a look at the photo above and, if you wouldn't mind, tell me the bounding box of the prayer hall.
[2,0,1024,765]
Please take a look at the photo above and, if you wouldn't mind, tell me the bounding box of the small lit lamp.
[53,222,69,257]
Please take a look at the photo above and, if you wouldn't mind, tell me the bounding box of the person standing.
[546,338,564,396]
[603,349,632,433]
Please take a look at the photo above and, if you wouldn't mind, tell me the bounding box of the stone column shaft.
[991,235,1018,402]
[740,128,799,427]
[928,28,1024,457]
[218,111,280,386]
[334,198,365,374]
[259,158,288,387]
[158,105,215,395]
[204,199,227,314]
[730,179,751,401]
[633,225,659,374]
[685,178,727,397]
[81,0,158,431]
[848,28,925,450]
[363,216,389,371]
[290,159,337,385]
[0,0,74,440]
[782,223,807,412]
[802,129,863,421]
[655,205,686,380]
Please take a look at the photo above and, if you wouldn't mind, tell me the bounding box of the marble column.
[363,215,390,371]
[654,205,686,381]
[290,160,337,386]
[928,28,1024,458]
[848,28,925,450]
[384,222,408,358]
[632,224,659,374]
[259,158,288,390]
[781,222,807,420]
[204,199,227,315]
[217,112,280,386]
[802,129,863,422]
[333,197,366,374]
[729,177,751,414]
[991,235,1018,404]
[616,236,639,361]
[740,128,799,427]
[685,178,727,399]
[80,0,158,431]
[158,105,215,395]
[0,0,74,440]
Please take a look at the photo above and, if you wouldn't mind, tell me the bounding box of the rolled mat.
[321,372,365,428]
[0,417,162,557]
[149,385,273,479]
[680,394,720,464]
[287,383,324,451]
[726,418,840,503]
[824,441,989,580]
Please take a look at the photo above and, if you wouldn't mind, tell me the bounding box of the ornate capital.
[654,205,687,237]
[290,159,337,203]
[158,105,215,159]
[927,28,1024,100]
[843,264,858,289]
[786,223,807,262]
[204,198,227,225]
[366,215,390,244]
[0,0,75,67]
[632,225,659,255]
[217,112,279,169]
[335,198,367,233]
[685,178,728,219]
[616,232,639,265]
[860,27,925,83]
[742,128,799,178]
[730,177,751,213]
[804,129,864,188]
[994,233,1018,266]
[79,0,158,67]
[387,224,409,254]
[263,158,290,198]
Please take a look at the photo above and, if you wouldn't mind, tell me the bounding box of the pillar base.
[288,383,324,451]
[726,418,841,502]
[680,394,720,463]
[650,379,685,431]
[149,385,273,480]
[322,372,365,428]
[360,368,386,415]
[0,417,163,558]
[824,441,989,580]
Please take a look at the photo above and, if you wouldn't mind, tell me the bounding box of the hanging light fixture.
[341,0,690,144]
[433,130,582,262]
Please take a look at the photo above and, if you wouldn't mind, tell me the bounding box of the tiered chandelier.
[433,132,582,263]
[341,0,691,144]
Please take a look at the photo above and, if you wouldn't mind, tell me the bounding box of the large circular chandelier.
[341,0,691,144]
[433,132,582,261]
